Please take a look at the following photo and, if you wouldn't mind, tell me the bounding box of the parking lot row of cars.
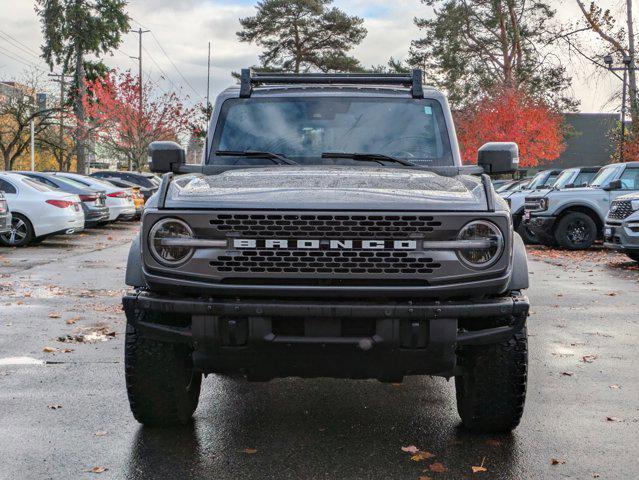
[496,161,639,261]
[0,170,161,247]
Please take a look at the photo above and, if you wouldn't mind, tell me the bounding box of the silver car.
[604,192,639,262]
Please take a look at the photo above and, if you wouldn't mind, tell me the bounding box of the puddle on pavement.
[0,356,45,366]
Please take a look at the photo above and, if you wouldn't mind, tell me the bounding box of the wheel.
[455,326,527,433]
[554,212,597,250]
[516,221,539,245]
[125,315,201,427]
[0,214,34,247]
[626,252,639,263]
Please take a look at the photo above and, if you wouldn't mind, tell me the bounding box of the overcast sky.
[0,0,628,113]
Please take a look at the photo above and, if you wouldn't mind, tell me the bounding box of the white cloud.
[0,0,624,113]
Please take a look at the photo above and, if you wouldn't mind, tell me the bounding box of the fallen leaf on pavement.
[47,404,63,409]
[48,313,61,318]
[551,458,566,465]
[62,349,74,353]
[88,466,107,473]
[471,457,488,473]
[401,445,420,454]
[609,384,621,389]
[561,372,574,376]
[242,448,257,454]
[606,292,618,296]
[581,355,597,363]
[94,431,107,436]
[428,462,447,473]
[606,416,622,422]
[43,346,56,353]
[66,317,80,325]
[411,451,435,461]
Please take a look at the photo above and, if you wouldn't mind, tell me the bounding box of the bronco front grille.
[608,201,633,220]
[209,250,442,276]
[209,213,442,238]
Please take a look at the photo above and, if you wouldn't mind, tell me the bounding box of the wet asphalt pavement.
[0,223,638,480]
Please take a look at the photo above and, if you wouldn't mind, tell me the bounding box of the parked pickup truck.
[122,70,531,433]
[604,192,639,262]
[499,168,562,243]
[524,162,639,249]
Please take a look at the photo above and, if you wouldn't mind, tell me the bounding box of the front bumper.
[525,214,556,245]
[603,221,639,252]
[123,291,529,380]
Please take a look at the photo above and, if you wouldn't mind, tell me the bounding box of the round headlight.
[149,218,194,266]
[457,220,504,269]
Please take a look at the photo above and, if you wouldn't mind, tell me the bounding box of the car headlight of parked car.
[149,218,194,266]
[538,198,549,210]
[456,220,504,269]
[631,199,639,211]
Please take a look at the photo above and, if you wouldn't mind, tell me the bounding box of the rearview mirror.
[148,141,185,174]
[603,179,622,191]
[477,142,519,174]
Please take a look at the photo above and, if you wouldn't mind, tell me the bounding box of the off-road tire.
[0,213,34,247]
[516,221,538,245]
[455,327,527,433]
[626,251,639,263]
[554,212,597,250]
[125,319,201,427]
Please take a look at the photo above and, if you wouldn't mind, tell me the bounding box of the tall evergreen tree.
[237,0,367,73]
[408,0,577,111]
[36,0,130,173]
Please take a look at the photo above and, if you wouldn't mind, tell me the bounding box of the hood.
[616,192,639,201]
[164,166,488,211]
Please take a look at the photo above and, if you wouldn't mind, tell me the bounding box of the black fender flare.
[125,233,147,288]
[507,232,529,291]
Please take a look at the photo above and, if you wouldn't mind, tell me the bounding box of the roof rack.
[239,68,424,99]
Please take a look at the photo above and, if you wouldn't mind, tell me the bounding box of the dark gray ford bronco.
[123,70,530,433]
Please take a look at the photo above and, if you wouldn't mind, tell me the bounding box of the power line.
[0,45,47,73]
[0,30,41,58]
[130,17,205,101]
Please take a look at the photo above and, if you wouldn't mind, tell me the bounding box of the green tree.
[408,0,577,110]
[237,0,367,73]
[36,0,130,173]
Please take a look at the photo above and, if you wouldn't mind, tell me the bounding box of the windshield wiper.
[321,152,416,166]
[215,150,298,165]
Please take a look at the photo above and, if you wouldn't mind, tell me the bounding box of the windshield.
[553,169,578,189]
[527,172,547,190]
[22,177,55,192]
[54,176,91,189]
[590,165,621,187]
[210,97,453,166]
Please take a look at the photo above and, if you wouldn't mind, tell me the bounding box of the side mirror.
[603,179,622,191]
[477,142,519,174]
[565,183,575,189]
[148,141,185,174]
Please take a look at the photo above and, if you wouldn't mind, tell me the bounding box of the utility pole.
[604,55,638,162]
[129,28,150,172]
[48,73,67,171]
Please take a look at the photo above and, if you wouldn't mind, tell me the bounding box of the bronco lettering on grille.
[232,239,418,250]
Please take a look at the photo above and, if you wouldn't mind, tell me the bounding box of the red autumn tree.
[455,88,566,168]
[84,71,193,171]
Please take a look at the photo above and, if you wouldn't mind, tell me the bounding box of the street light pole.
[604,54,637,162]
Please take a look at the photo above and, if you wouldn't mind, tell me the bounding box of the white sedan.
[0,172,84,247]
[52,172,136,222]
